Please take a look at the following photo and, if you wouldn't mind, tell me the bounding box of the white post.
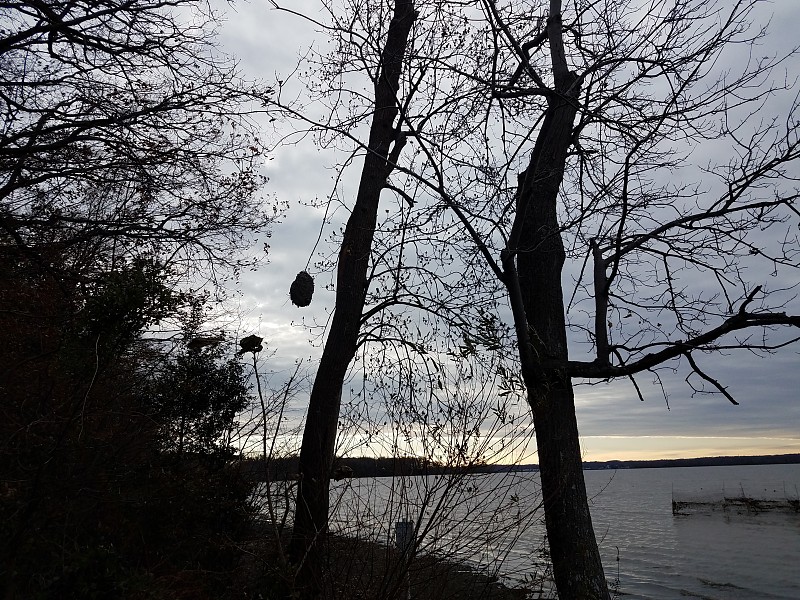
[395,520,414,600]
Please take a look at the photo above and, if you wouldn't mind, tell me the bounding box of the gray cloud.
[217,0,800,460]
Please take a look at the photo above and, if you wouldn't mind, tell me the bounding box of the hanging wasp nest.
[290,270,314,307]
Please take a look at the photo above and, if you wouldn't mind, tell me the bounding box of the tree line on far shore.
[242,452,800,482]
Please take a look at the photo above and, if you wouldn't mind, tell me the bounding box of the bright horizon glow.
[250,433,800,463]
[579,436,800,463]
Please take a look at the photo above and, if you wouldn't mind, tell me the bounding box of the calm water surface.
[324,464,800,599]
[582,464,800,599]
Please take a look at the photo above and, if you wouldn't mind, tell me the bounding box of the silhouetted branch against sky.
[216,0,800,460]
[0,0,286,289]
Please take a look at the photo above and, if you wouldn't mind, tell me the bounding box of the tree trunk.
[534,387,610,598]
[287,2,416,596]
[505,8,611,598]
[515,107,612,598]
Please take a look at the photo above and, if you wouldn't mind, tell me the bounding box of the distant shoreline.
[243,452,800,482]
[423,452,800,474]
[437,452,800,474]
[580,452,800,471]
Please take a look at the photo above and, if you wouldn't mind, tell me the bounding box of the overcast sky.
[213,0,800,462]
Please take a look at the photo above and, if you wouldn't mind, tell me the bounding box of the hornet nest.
[290,270,314,307]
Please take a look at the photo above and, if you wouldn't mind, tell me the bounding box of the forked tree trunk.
[515,107,612,598]
[504,7,611,599]
[287,2,416,596]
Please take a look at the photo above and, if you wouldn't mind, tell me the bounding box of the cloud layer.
[216,1,800,461]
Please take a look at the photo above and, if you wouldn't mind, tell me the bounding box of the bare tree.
[270,1,528,594]
[272,0,799,597]
[1,0,277,280]
[246,337,545,599]
[472,3,799,594]
[272,0,418,592]
[366,0,800,596]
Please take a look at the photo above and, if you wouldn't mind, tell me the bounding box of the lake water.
[582,464,800,599]
[316,464,800,599]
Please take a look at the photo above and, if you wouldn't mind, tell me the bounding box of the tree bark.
[287,2,416,596]
[505,7,611,599]
[515,98,612,600]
